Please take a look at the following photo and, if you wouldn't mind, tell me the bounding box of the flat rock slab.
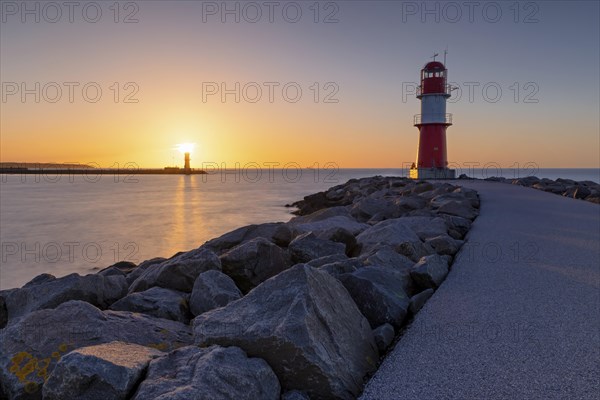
[361,181,600,400]
[43,341,162,400]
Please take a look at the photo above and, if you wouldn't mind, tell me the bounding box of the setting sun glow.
[176,143,196,154]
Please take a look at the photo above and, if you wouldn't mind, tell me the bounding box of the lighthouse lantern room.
[409,59,456,179]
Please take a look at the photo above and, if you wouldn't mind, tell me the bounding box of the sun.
[175,143,195,154]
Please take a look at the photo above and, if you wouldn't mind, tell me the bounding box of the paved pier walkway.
[361,181,600,400]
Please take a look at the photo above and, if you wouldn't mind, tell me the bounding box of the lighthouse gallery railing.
[416,84,453,97]
[413,113,453,125]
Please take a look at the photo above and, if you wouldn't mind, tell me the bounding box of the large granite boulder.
[350,197,398,222]
[131,345,280,400]
[440,214,472,239]
[289,206,351,224]
[356,218,423,255]
[125,257,167,286]
[555,178,577,185]
[436,200,478,220]
[338,266,411,329]
[203,222,291,254]
[453,187,480,208]
[220,237,291,293]
[0,301,193,399]
[1,273,127,325]
[290,216,368,236]
[430,194,473,214]
[288,232,346,263]
[585,195,600,204]
[22,273,56,288]
[411,182,434,194]
[410,254,450,289]
[513,176,541,186]
[43,342,162,400]
[394,195,427,212]
[272,224,294,247]
[306,253,349,268]
[289,191,353,216]
[394,216,449,241]
[564,185,591,199]
[396,241,435,263]
[543,183,567,194]
[193,264,378,399]
[109,287,191,324]
[425,234,464,256]
[361,246,414,271]
[189,270,242,316]
[98,261,138,278]
[318,258,363,278]
[316,227,358,255]
[129,248,220,293]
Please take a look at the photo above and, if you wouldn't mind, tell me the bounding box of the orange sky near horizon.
[2,84,597,169]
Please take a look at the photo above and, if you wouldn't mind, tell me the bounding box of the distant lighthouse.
[410,58,455,179]
[184,152,191,175]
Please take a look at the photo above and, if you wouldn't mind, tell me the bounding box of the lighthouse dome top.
[423,61,446,70]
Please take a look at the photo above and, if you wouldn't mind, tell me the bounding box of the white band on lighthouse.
[420,95,447,124]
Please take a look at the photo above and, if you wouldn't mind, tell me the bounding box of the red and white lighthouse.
[410,60,455,179]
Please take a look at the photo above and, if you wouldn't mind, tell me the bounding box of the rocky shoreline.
[1,176,482,399]
[483,176,600,204]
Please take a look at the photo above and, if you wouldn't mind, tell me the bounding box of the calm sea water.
[0,168,597,290]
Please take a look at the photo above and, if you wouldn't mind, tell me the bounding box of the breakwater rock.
[0,176,479,399]
[485,176,600,203]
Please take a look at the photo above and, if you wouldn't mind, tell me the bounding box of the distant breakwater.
[0,168,207,175]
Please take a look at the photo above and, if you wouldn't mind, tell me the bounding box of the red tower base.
[411,123,454,179]
[409,167,455,179]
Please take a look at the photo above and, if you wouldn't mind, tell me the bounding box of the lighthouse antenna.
[432,53,439,61]
[444,47,448,65]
